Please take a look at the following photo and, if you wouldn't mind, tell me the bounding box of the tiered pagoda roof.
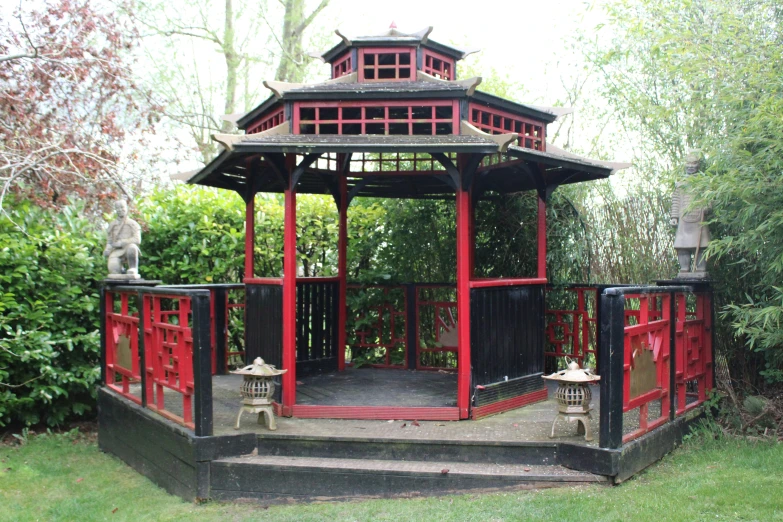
[181,26,629,199]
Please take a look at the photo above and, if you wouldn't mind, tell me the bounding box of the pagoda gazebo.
[183,25,626,421]
[98,26,715,501]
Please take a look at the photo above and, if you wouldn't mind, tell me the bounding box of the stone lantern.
[543,360,600,441]
[232,357,287,431]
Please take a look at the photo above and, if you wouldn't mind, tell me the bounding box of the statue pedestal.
[102,278,162,287]
[655,278,713,292]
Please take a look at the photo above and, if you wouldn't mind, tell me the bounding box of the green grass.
[0,427,781,522]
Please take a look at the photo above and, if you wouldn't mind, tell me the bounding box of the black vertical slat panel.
[322,283,330,359]
[312,283,323,360]
[191,292,213,437]
[244,285,283,368]
[296,283,305,361]
[302,282,311,360]
[470,285,545,387]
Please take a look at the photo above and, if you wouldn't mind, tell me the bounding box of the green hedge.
[0,201,103,427]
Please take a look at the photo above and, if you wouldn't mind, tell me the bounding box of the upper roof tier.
[320,25,476,67]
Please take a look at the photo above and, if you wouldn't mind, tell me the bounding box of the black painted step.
[255,434,559,465]
[209,455,609,501]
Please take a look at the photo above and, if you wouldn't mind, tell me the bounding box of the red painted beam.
[471,388,549,420]
[244,194,254,280]
[243,277,283,285]
[291,405,460,421]
[469,278,547,288]
[337,175,348,372]
[455,169,472,420]
[537,196,547,279]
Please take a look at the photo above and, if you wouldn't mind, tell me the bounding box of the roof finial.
[389,20,397,29]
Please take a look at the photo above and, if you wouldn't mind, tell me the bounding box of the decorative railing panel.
[621,293,671,443]
[545,287,598,369]
[102,285,213,436]
[599,284,714,450]
[415,285,457,370]
[104,290,142,404]
[675,292,713,414]
[143,293,196,429]
[347,285,407,368]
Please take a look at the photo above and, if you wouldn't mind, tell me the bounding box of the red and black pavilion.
[181,25,627,421]
[98,26,717,500]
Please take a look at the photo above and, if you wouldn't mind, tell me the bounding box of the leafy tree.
[583,0,783,384]
[0,0,158,213]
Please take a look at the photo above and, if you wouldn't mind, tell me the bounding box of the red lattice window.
[469,103,545,150]
[359,47,416,81]
[295,100,458,135]
[332,52,353,78]
[247,107,285,134]
[422,49,455,80]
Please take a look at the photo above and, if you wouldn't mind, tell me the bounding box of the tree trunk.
[275,0,330,82]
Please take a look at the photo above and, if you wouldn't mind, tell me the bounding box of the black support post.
[599,292,625,449]
[191,293,213,437]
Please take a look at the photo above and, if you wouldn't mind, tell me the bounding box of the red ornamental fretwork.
[143,294,196,430]
[622,293,671,444]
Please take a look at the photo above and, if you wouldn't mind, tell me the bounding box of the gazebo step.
[209,455,609,501]
[254,434,559,465]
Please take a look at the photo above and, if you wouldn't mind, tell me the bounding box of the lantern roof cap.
[231,357,287,377]
[543,360,601,383]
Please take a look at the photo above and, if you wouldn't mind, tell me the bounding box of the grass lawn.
[0,426,781,522]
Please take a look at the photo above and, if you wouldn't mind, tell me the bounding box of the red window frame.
[247,107,285,134]
[358,47,416,82]
[468,103,545,150]
[294,100,459,136]
[332,52,353,78]
[422,49,455,80]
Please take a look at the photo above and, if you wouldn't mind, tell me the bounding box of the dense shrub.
[0,201,103,427]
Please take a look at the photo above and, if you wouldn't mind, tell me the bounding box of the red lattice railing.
[675,292,713,414]
[621,293,672,444]
[416,285,458,371]
[347,285,407,368]
[545,287,598,368]
[143,293,196,429]
[105,290,142,404]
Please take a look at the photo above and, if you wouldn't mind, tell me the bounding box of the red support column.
[337,175,348,371]
[244,195,255,280]
[537,196,547,280]
[281,166,297,415]
[456,171,472,420]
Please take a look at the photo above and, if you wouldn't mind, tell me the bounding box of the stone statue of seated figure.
[104,200,141,279]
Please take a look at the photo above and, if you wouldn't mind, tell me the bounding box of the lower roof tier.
[180,135,629,200]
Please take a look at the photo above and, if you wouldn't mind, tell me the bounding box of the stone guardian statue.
[671,150,710,278]
[104,199,141,279]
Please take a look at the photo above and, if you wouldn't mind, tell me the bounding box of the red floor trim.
[471,388,549,420]
[291,405,460,421]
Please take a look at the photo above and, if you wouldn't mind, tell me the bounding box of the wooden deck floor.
[212,370,601,445]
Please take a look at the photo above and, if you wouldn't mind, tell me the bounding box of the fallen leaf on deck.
[524,467,531,472]
[401,423,407,428]
[412,420,420,427]
[441,469,449,474]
